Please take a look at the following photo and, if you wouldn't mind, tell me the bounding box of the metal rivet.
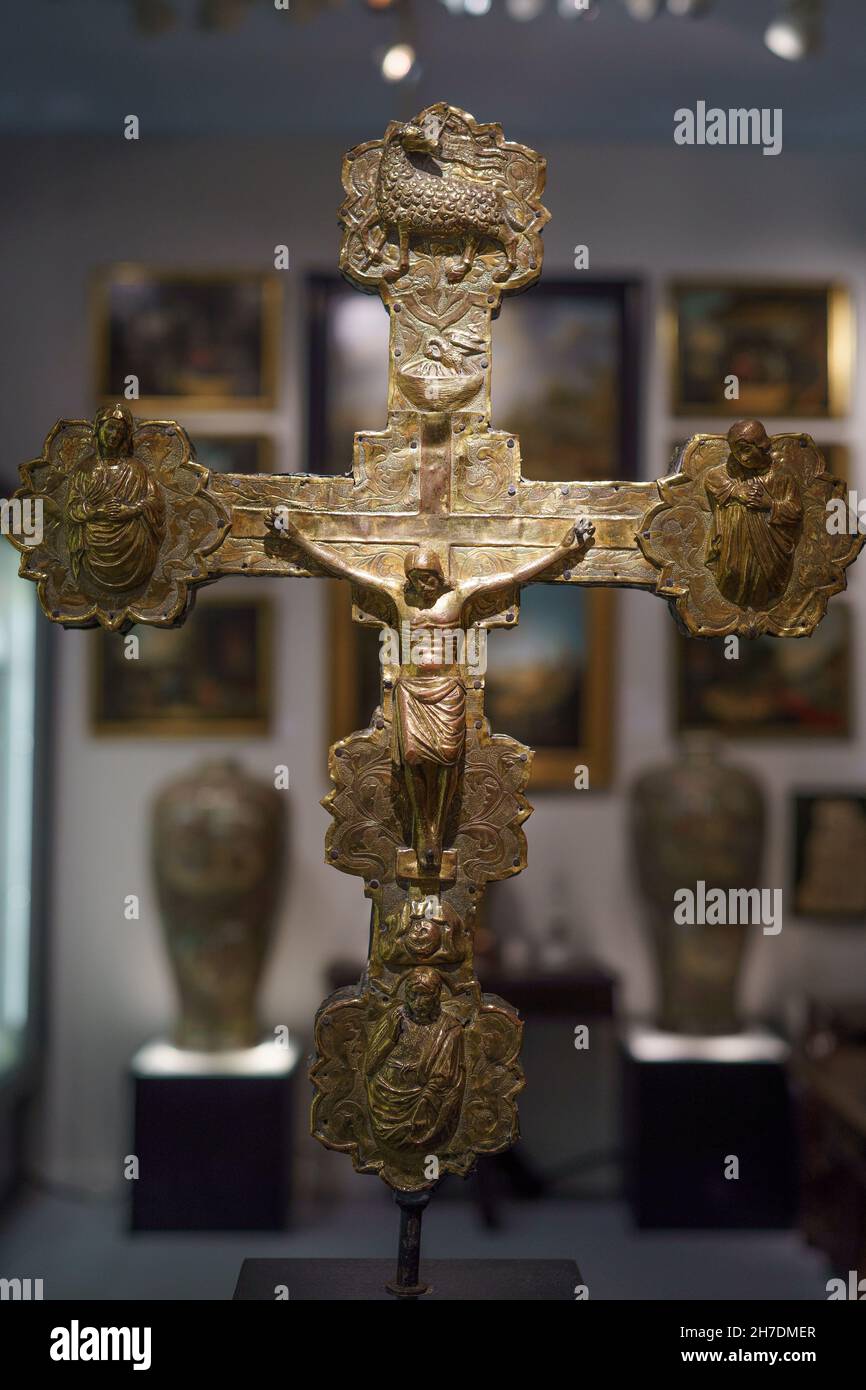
[506,610,515,621]
[508,485,516,496]
[507,439,514,448]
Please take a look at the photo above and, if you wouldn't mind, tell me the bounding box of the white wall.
[2,135,865,1191]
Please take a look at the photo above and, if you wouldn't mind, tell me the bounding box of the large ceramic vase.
[629,736,765,1035]
[152,759,285,1051]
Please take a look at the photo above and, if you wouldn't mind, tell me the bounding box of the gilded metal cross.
[7,103,861,1291]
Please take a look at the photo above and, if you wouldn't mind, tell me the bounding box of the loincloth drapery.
[394,675,466,767]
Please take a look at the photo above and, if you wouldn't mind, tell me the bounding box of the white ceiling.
[0,0,864,145]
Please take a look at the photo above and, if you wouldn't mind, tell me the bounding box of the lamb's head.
[396,110,447,157]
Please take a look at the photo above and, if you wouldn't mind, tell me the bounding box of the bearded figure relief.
[66,404,165,594]
[704,418,803,611]
[364,967,466,1153]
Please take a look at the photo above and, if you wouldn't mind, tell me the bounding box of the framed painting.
[93,266,281,410]
[793,793,866,920]
[190,434,276,475]
[91,597,272,736]
[675,603,852,739]
[329,583,615,791]
[669,283,852,418]
[307,274,641,482]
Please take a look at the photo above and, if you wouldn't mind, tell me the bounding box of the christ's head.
[404,546,447,603]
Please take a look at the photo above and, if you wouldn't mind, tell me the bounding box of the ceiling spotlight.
[558,0,598,17]
[464,0,492,13]
[666,0,711,15]
[381,42,417,82]
[506,0,547,18]
[623,0,663,19]
[764,0,822,61]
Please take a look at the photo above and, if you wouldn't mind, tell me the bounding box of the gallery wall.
[2,133,865,1193]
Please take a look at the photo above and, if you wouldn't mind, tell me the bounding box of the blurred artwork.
[794,794,866,919]
[92,598,271,735]
[630,737,765,1034]
[670,284,851,417]
[95,268,280,408]
[191,434,275,474]
[152,759,285,1050]
[307,275,639,481]
[675,604,851,738]
[329,582,614,789]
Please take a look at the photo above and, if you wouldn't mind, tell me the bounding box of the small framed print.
[91,596,272,736]
[190,434,276,475]
[329,582,615,791]
[793,793,866,920]
[93,266,281,410]
[669,283,852,418]
[675,603,852,739]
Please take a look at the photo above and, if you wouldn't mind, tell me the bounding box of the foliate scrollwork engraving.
[9,405,229,630]
[638,421,863,638]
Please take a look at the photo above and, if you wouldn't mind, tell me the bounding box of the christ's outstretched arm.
[267,508,401,596]
[459,518,594,608]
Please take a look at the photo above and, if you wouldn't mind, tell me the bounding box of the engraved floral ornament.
[9,404,229,630]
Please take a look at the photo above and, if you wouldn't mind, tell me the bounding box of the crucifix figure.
[6,102,862,1296]
[270,504,594,871]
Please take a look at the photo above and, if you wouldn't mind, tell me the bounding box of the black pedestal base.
[233,1258,581,1301]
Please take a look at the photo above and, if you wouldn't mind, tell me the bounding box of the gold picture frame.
[329,582,615,791]
[93,266,281,411]
[90,595,273,737]
[668,282,853,418]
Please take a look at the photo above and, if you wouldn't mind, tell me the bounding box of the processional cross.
[8,103,861,1296]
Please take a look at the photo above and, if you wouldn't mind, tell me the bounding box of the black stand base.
[233,1258,580,1301]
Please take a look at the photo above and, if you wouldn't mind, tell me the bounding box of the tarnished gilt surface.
[6,104,861,1192]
